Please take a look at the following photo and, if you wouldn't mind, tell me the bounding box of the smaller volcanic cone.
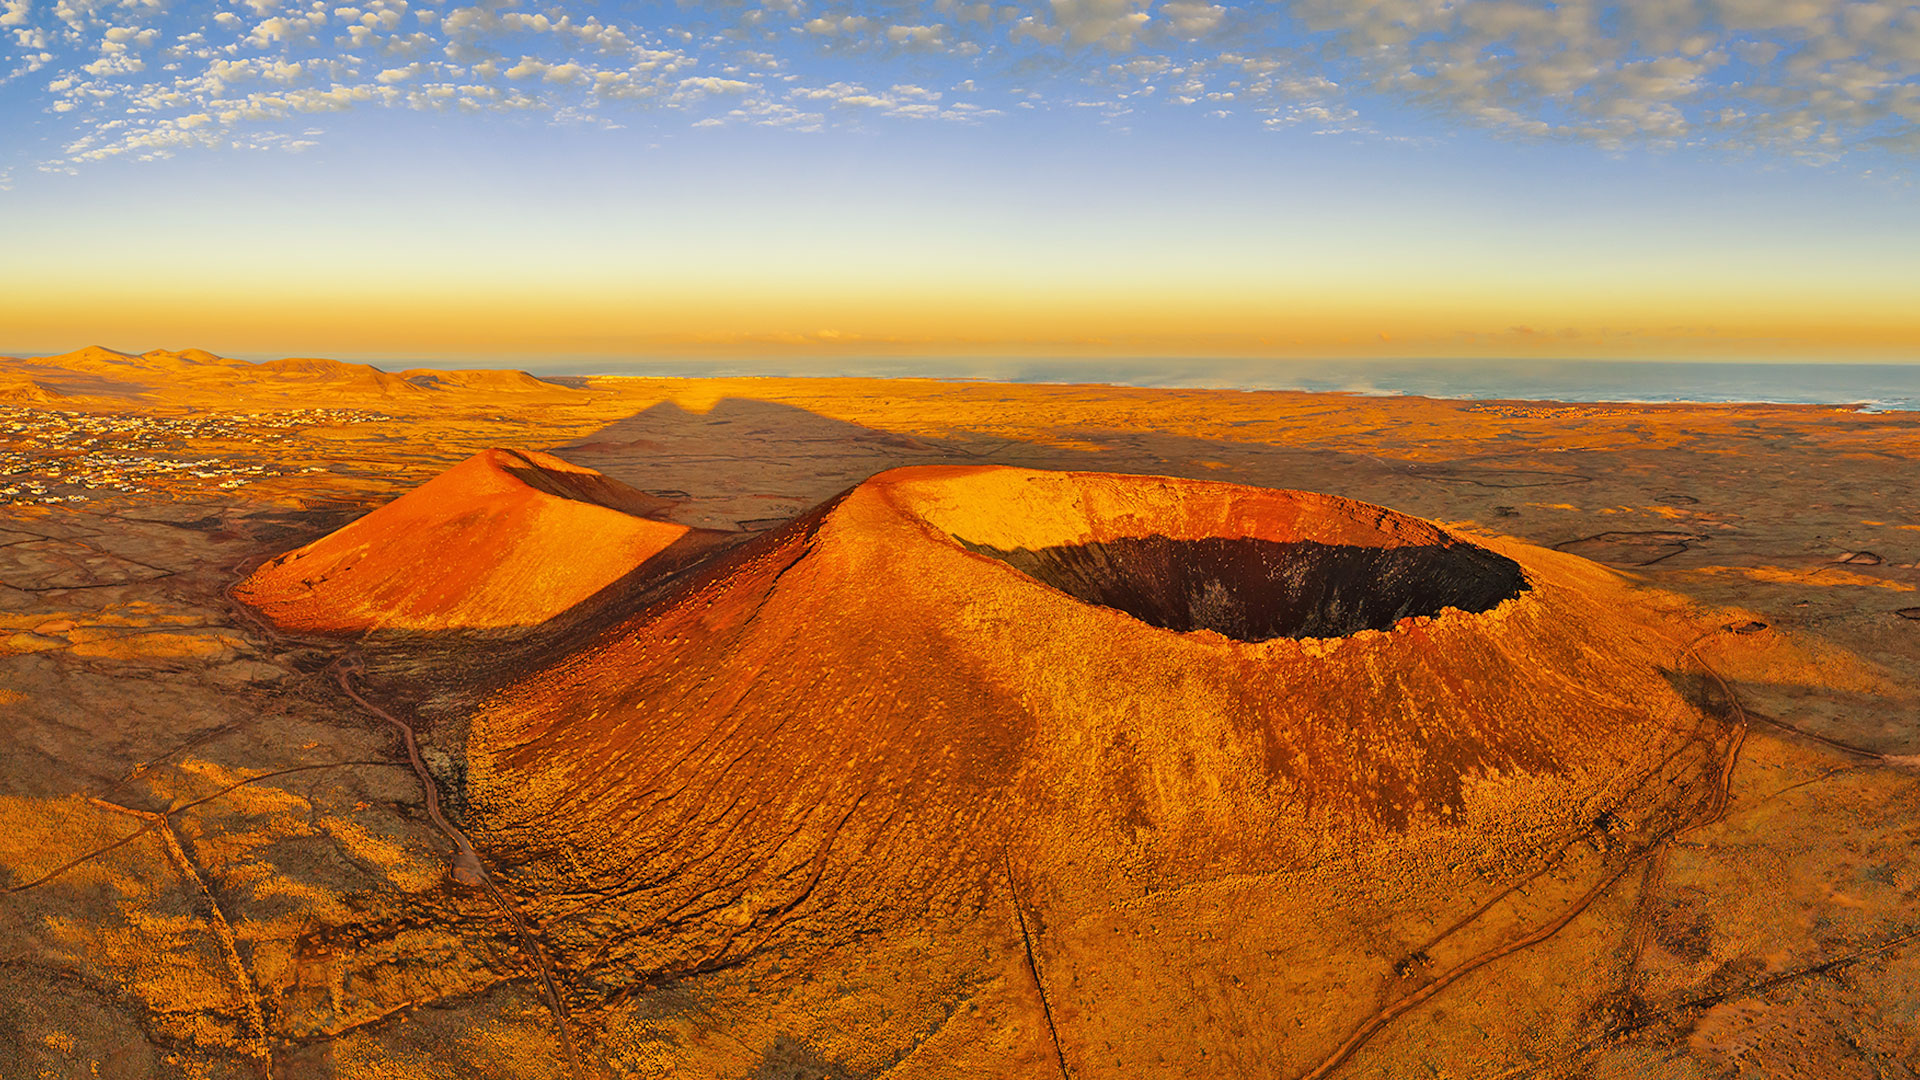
[236,448,723,633]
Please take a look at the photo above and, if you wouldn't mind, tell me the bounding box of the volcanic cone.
[236,448,722,633]
[465,465,1736,1076]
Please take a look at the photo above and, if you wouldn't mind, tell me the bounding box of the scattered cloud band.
[4,0,1917,172]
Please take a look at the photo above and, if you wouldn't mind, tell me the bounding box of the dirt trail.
[223,553,589,1076]
[332,658,590,1079]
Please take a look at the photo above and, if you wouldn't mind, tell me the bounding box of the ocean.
[547,358,1920,413]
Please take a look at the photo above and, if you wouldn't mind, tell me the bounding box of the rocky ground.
[1,347,1917,1078]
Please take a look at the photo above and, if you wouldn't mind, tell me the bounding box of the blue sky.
[2,1,1918,363]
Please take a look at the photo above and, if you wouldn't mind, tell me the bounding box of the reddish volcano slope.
[465,466,1738,1077]
[237,449,722,633]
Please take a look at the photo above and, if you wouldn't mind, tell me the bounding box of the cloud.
[1289,0,1920,153]
[804,15,875,37]
[3,0,1917,173]
[675,75,754,96]
[1048,0,1155,49]
[1161,2,1225,40]
[885,24,945,47]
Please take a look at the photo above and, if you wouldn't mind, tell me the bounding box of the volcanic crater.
[907,468,1534,642]
[957,526,1529,643]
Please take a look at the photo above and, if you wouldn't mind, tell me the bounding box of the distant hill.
[257,357,430,396]
[0,375,68,403]
[402,368,568,393]
[0,346,586,405]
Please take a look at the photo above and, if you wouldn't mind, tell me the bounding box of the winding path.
[224,551,590,1077]
[332,656,589,1079]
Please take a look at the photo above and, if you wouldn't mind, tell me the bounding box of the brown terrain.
[1,345,1917,1079]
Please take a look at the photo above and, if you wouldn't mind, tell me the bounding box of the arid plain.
[2,346,1918,1079]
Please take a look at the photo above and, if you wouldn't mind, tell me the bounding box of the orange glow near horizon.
[6,118,1917,369]
[7,276,1920,365]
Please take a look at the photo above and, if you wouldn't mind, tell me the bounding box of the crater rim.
[881,469,1532,644]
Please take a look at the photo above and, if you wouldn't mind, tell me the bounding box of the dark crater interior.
[963,535,1529,642]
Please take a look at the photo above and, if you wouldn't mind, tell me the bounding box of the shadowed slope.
[236,448,726,633]
[464,466,1738,1077]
